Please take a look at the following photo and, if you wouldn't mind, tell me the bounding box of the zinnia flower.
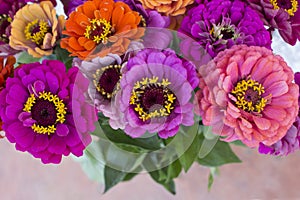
[258,72,300,155]
[196,45,299,147]
[0,0,27,55]
[0,60,97,164]
[74,53,126,129]
[117,48,198,138]
[9,1,65,58]
[137,0,195,16]
[60,0,144,60]
[61,0,85,15]
[246,0,300,45]
[179,0,272,58]
[0,55,15,133]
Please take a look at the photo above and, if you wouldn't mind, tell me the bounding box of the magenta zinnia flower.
[0,60,97,164]
[259,72,300,155]
[246,0,300,45]
[117,49,198,138]
[196,45,299,147]
[179,0,272,58]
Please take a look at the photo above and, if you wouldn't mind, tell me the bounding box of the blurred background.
[1,139,300,200]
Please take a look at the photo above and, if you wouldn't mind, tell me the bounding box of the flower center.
[84,18,112,44]
[130,77,177,122]
[270,0,298,16]
[93,65,122,99]
[210,20,240,41]
[23,92,67,135]
[231,78,267,113]
[24,19,50,45]
[0,14,12,43]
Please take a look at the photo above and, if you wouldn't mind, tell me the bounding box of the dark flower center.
[278,0,293,9]
[220,29,235,40]
[0,14,12,43]
[141,87,165,111]
[231,78,267,113]
[270,0,298,16]
[130,77,177,122]
[93,65,122,99]
[23,92,67,135]
[31,99,57,127]
[84,18,112,44]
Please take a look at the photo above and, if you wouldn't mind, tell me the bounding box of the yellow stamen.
[231,78,267,113]
[270,0,298,16]
[24,19,49,45]
[84,18,112,44]
[23,91,67,135]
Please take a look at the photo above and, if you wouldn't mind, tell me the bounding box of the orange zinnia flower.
[138,0,194,16]
[60,0,144,60]
[9,2,65,58]
[0,55,15,133]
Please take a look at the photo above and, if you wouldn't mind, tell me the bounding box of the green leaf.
[166,159,182,182]
[97,122,163,151]
[16,52,41,65]
[54,44,74,70]
[197,136,241,167]
[231,140,246,147]
[208,167,219,191]
[104,165,127,193]
[149,169,176,195]
[179,133,202,172]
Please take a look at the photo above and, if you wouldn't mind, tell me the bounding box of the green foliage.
[16,52,41,65]
[54,43,74,70]
[77,115,241,194]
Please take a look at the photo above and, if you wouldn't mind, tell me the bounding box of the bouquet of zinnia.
[0,0,299,194]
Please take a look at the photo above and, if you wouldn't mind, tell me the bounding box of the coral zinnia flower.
[179,0,272,58]
[259,72,300,155]
[60,0,144,60]
[0,60,97,164]
[196,45,299,147]
[0,55,15,133]
[138,0,195,16]
[246,0,300,45]
[9,1,65,58]
[117,49,198,138]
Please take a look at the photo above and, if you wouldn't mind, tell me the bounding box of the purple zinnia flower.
[179,0,272,58]
[74,54,126,129]
[61,0,85,15]
[0,60,97,164]
[116,48,198,138]
[245,0,300,45]
[259,72,300,156]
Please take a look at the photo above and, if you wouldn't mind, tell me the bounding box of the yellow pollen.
[130,77,176,122]
[84,18,112,44]
[23,91,67,135]
[231,78,267,113]
[24,19,49,45]
[270,0,298,16]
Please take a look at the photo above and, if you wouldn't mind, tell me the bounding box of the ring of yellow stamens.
[84,18,112,44]
[23,92,67,135]
[130,76,177,122]
[24,19,50,45]
[93,64,122,99]
[0,14,12,43]
[270,0,298,16]
[231,78,267,113]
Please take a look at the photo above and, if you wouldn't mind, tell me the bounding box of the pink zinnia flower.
[196,45,299,147]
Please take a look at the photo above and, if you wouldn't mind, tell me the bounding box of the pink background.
[1,139,300,199]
